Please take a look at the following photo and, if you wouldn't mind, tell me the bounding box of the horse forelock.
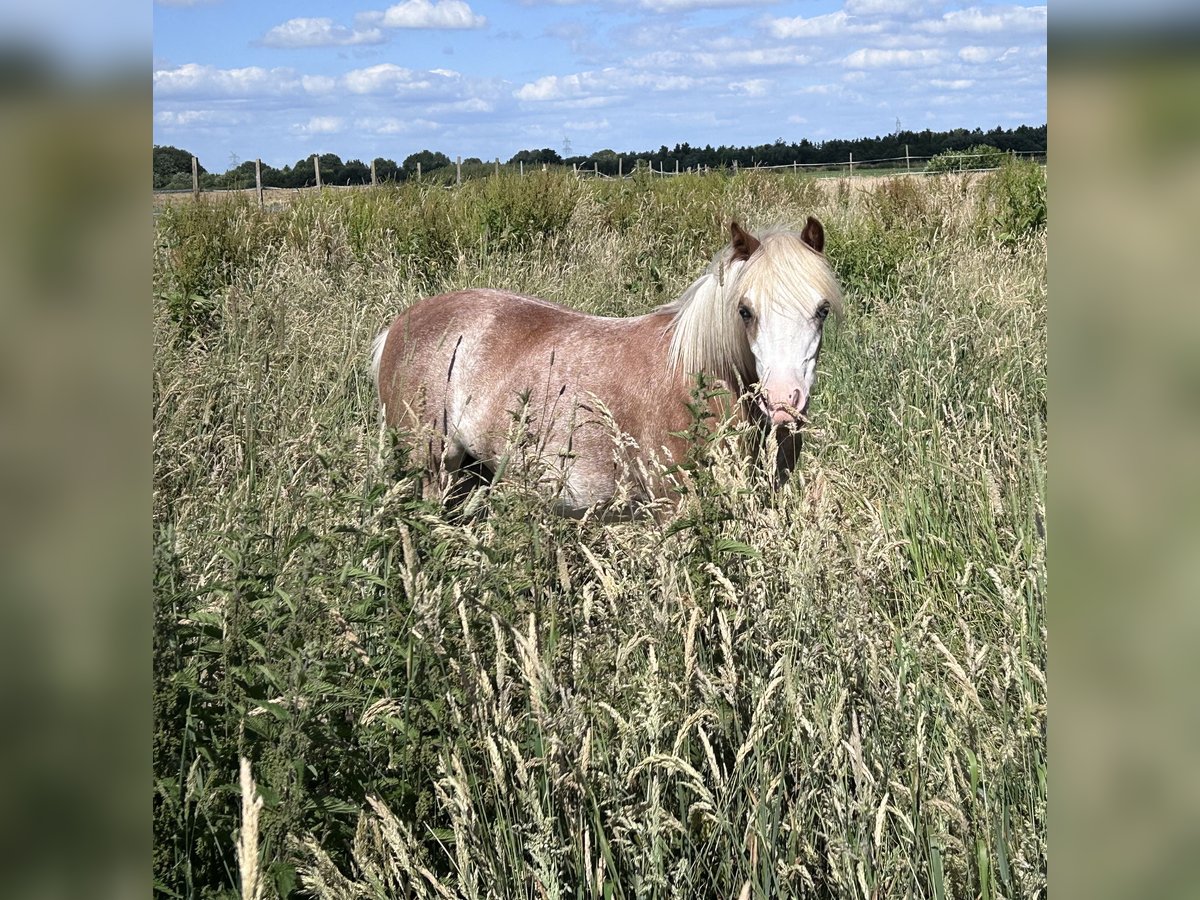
[740,229,843,318]
[663,226,841,383]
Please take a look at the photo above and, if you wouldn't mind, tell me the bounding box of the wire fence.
[154,149,1046,207]
[576,149,1045,179]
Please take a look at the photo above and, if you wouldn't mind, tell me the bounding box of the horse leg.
[443,449,494,513]
[774,427,803,486]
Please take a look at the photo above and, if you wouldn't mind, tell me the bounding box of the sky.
[152,0,1047,172]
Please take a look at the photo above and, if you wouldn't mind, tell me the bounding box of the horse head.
[726,218,839,428]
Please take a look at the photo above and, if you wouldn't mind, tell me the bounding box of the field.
[153,166,1046,899]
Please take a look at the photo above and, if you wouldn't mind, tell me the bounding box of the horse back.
[374,288,731,505]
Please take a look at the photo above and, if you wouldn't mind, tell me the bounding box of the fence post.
[416,161,421,182]
[191,155,199,200]
[848,152,853,176]
[313,154,322,188]
[456,156,462,186]
[732,159,738,175]
[905,145,910,173]
[370,159,377,186]
[254,159,263,209]
[519,160,524,177]
[495,157,500,176]
[618,157,623,178]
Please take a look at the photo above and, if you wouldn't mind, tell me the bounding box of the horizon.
[156,121,1047,175]
[157,123,1041,180]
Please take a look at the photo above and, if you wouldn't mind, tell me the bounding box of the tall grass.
[154,168,1046,899]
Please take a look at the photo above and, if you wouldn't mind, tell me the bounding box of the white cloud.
[647,74,701,90]
[363,0,487,30]
[627,43,809,76]
[639,0,774,11]
[433,97,494,113]
[339,63,467,96]
[766,11,855,38]
[728,78,770,96]
[342,63,426,93]
[515,73,587,101]
[692,47,813,68]
[154,61,465,101]
[294,116,345,135]
[918,5,1046,35]
[155,109,242,126]
[765,10,891,39]
[844,0,941,16]
[626,50,688,70]
[930,78,974,89]
[958,45,1019,63]
[355,116,442,134]
[301,75,338,94]
[841,48,943,68]
[563,118,610,131]
[515,67,699,104]
[153,63,304,97]
[260,18,384,48]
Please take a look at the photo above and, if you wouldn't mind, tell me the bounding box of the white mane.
[660,227,843,387]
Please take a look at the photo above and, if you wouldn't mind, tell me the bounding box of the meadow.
[153,164,1046,899]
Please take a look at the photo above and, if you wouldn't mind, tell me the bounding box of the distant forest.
[154,123,1046,190]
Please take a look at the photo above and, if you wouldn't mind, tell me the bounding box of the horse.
[371,219,842,517]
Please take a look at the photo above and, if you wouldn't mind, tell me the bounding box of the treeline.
[577,124,1045,177]
[154,123,1046,189]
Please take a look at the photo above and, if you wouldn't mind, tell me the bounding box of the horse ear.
[730,221,761,261]
[800,216,825,254]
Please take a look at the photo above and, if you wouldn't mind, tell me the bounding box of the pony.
[371,219,842,517]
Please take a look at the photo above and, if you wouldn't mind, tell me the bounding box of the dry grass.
[154,167,1045,899]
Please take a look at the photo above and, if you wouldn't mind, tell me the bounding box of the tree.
[218,159,259,190]
[315,153,344,183]
[371,157,400,182]
[925,144,1007,174]
[340,159,371,184]
[507,148,561,166]
[261,163,288,188]
[402,150,451,178]
[153,145,204,189]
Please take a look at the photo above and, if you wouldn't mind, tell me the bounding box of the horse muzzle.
[757,388,809,427]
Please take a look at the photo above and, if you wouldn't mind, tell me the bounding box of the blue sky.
[153,0,1047,172]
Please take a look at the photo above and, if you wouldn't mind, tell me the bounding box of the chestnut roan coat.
[372,220,842,517]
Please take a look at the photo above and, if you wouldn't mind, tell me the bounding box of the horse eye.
[738,305,753,323]
[816,302,830,321]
